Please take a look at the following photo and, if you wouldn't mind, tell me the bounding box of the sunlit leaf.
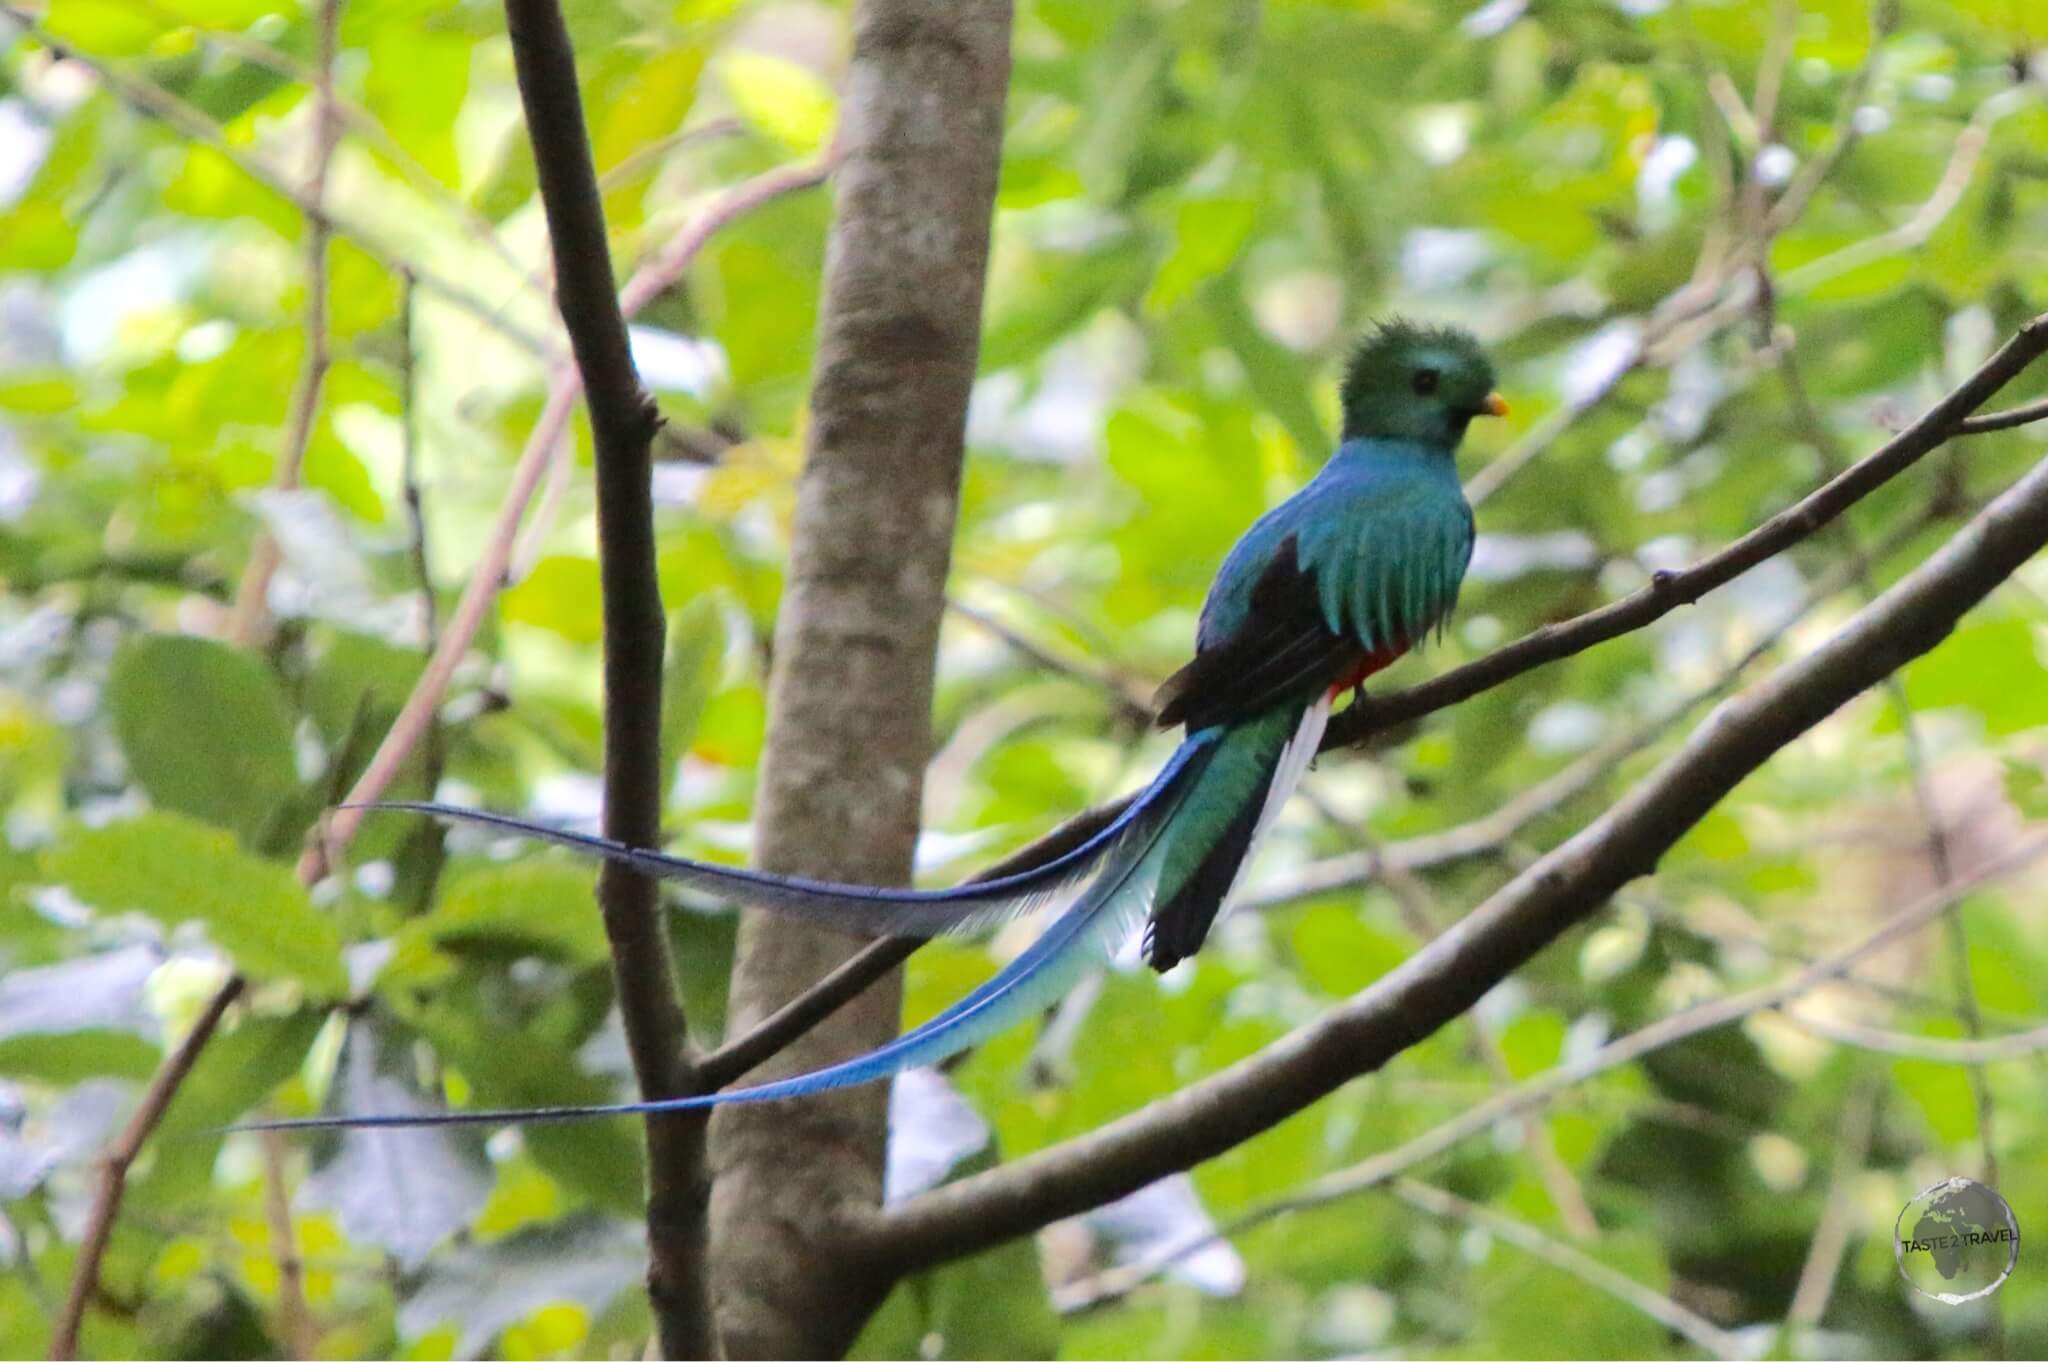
[41,814,347,994]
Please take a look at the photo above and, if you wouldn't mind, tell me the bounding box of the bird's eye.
[1412,368,1440,396]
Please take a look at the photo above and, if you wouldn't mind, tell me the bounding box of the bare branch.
[51,978,246,1360]
[1957,397,2048,435]
[500,0,713,1354]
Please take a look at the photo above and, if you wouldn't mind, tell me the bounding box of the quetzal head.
[1339,318,1508,448]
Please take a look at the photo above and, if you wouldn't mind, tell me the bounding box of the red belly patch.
[1329,641,1408,698]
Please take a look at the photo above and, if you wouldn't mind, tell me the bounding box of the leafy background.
[3,0,2048,1357]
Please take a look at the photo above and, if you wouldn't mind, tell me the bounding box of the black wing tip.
[1142,928,1190,974]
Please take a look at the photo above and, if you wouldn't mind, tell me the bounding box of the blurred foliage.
[3,0,2048,1357]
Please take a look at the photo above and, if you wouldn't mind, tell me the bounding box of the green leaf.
[364,24,471,187]
[1147,196,1257,313]
[502,555,605,645]
[661,596,725,786]
[719,49,834,152]
[416,861,608,964]
[42,0,169,55]
[41,814,348,994]
[0,1030,161,1082]
[104,634,298,842]
[1894,616,2048,735]
[2004,757,2048,820]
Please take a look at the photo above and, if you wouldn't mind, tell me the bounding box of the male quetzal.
[257,320,1502,1132]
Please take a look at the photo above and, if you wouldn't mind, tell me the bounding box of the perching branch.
[850,384,2048,1273]
[498,1,712,1357]
[1325,312,2048,748]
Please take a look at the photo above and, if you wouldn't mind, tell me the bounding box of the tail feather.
[366,786,1152,941]
[1144,696,1329,971]
[240,736,1223,1134]
[248,697,1332,1136]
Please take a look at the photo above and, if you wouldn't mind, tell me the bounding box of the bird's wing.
[1152,533,1358,731]
[1152,474,1475,733]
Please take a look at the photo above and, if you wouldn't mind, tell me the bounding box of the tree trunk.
[706,3,1012,1356]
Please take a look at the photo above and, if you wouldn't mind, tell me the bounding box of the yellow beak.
[1481,392,1511,418]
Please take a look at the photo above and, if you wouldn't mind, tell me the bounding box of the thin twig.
[396,272,447,809]
[258,1129,320,1359]
[1958,397,2048,434]
[1778,1011,2048,1063]
[50,978,246,1359]
[1785,1078,1880,1332]
[227,0,344,645]
[598,117,746,190]
[1390,1178,1747,1361]
[948,596,1154,726]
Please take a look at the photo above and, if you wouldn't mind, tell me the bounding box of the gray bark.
[707,3,1012,1356]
